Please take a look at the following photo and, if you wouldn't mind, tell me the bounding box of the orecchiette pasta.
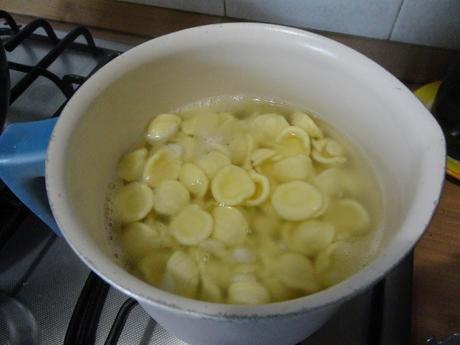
[274,253,320,292]
[170,204,213,245]
[121,222,162,261]
[178,163,209,198]
[112,100,380,305]
[275,126,311,156]
[212,206,248,245]
[211,165,255,205]
[271,181,323,221]
[165,250,199,298]
[196,151,231,179]
[228,280,270,305]
[143,146,182,187]
[273,155,313,182]
[117,147,148,182]
[153,180,190,216]
[146,113,181,143]
[245,171,270,206]
[113,182,153,223]
[291,112,323,139]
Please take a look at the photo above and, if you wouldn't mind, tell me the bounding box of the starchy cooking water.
[106,97,383,304]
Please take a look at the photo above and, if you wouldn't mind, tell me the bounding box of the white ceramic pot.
[45,23,445,345]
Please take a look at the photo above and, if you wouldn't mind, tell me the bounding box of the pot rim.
[46,22,446,320]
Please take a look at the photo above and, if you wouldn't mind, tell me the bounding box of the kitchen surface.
[1,1,460,344]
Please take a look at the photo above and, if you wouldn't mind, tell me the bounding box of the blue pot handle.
[0,117,61,235]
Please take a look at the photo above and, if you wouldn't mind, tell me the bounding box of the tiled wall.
[120,0,460,49]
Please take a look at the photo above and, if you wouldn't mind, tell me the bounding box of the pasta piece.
[314,242,359,287]
[234,263,259,274]
[181,112,220,137]
[250,148,276,167]
[271,181,323,221]
[251,113,289,145]
[275,126,311,156]
[211,165,255,206]
[251,212,280,236]
[143,147,182,187]
[146,114,181,143]
[260,276,300,302]
[325,199,370,238]
[228,280,270,305]
[291,112,323,139]
[311,139,346,165]
[120,222,162,261]
[287,220,335,257]
[212,206,248,245]
[178,163,209,198]
[113,182,154,223]
[201,259,232,288]
[228,132,254,165]
[273,155,313,182]
[165,250,199,298]
[153,180,190,216]
[170,204,213,245]
[174,134,198,162]
[314,168,344,197]
[117,147,148,182]
[274,253,320,292]
[245,171,270,206]
[137,249,172,286]
[200,276,222,303]
[196,151,231,179]
[232,247,256,264]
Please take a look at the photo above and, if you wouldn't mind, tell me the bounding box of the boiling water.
[107,97,383,304]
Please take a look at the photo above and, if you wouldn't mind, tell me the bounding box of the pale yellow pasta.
[165,250,199,298]
[250,148,276,167]
[212,206,248,245]
[143,147,182,187]
[228,132,254,166]
[273,155,313,182]
[292,112,323,139]
[260,276,299,302]
[200,276,222,302]
[112,100,380,305]
[232,247,256,264]
[228,280,270,305]
[170,204,213,245]
[251,113,289,145]
[146,113,181,143]
[178,163,209,197]
[174,134,198,162]
[314,168,344,197]
[311,138,346,165]
[286,220,335,257]
[274,253,320,292]
[181,111,220,137]
[153,180,190,216]
[271,181,323,221]
[120,222,162,261]
[251,212,280,236]
[211,165,255,205]
[137,249,171,285]
[113,182,153,223]
[245,171,270,206]
[275,126,311,156]
[325,199,370,238]
[196,151,231,179]
[117,147,148,182]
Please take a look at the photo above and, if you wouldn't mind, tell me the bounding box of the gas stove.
[0,11,412,345]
